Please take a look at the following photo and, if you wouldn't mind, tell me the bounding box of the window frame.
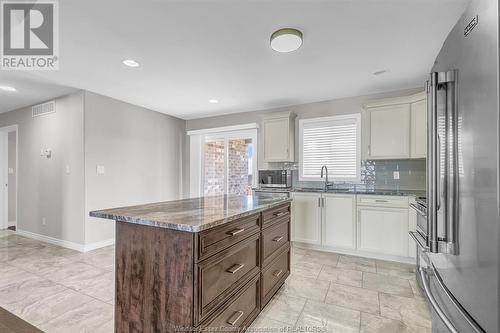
[298,114,361,182]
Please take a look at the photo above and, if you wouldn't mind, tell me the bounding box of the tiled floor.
[0,230,431,332]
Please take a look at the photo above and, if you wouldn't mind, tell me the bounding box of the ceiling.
[0,0,469,119]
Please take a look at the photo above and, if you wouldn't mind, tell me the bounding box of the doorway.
[0,125,18,231]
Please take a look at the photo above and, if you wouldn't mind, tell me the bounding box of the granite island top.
[89,193,292,232]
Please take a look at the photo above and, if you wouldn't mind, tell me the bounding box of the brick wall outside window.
[203,139,252,196]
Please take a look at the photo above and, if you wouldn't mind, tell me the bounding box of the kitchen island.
[90,194,292,333]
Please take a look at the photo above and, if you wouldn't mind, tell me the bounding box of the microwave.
[258,170,292,188]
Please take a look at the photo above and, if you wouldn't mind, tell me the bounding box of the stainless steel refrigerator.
[413,0,498,332]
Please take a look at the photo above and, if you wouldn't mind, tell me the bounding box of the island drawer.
[195,213,260,262]
[200,275,260,332]
[262,219,290,267]
[262,203,290,228]
[261,245,290,308]
[195,233,260,324]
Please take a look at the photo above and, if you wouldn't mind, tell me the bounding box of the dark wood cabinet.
[115,203,291,333]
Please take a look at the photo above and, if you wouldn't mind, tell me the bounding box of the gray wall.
[84,91,186,244]
[8,131,16,223]
[186,87,424,190]
[0,92,86,244]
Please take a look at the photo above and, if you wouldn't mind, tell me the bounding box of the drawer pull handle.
[273,269,283,278]
[227,228,245,236]
[272,236,284,242]
[273,212,286,217]
[226,264,245,274]
[375,200,388,203]
[227,310,244,326]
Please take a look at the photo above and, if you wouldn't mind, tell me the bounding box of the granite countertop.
[89,194,292,232]
[253,186,425,197]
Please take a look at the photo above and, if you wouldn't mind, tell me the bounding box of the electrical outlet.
[96,165,105,175]
[393,171,400,180]
[42,217,46,226]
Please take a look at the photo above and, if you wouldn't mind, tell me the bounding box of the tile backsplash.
[269,159,426,191]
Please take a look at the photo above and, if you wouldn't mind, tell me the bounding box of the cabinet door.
[263,117,290,162]
[291,193,321,245]
[357,206,409,256]
[411,99,427,158]
[368,104,411,159]
[323,194,355,249]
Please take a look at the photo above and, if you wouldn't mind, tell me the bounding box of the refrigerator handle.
[446,71,459,255]
[419,267,459,333]
[428,74,439,253]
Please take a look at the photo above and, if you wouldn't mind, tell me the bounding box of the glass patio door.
[202,131,256,196]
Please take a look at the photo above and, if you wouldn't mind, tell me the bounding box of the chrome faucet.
[320,165,332,191]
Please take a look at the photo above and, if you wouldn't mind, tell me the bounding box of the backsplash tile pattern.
[274,159,426,191]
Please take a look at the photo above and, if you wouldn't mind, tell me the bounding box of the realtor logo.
[0,0,59,70]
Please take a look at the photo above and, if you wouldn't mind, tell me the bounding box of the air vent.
[32,100,56,118]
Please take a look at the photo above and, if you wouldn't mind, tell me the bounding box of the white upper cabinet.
[368,104,411,159]
[365,92,426,160]
[291,192,321,245]
[410,98,427,158]
[323,194,356,249]
[262,112,295,162]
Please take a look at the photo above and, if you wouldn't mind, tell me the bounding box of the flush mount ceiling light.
[0,85,17,92]
[208,99,219,104]
[270,28,303,53]
[122,59,140,67]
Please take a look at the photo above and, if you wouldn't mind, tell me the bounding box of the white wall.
[0,92,86,244]
[84,91,186,245]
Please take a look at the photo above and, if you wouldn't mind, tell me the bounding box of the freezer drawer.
[420,265,484,333]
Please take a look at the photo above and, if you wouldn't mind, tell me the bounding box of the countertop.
[253,186,425,197]
[89,193,292,232]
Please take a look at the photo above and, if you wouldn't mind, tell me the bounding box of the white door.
[368,104,411,159]
[291,192,321,245]
[323,194,355,249]
[0,131,7,229]
[357,206,409,256]
[410,99,427,158]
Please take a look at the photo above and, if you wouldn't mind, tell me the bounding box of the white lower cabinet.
[323,194,356,249]
[292,193,412,261]
[357,206,409,257]
[291,192,321,245]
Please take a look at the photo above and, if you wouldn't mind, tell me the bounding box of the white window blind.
[299,114,361,181]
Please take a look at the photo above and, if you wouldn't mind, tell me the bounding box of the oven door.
[409,203,429,252]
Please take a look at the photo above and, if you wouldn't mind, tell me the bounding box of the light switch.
[8,168,14,174]
[393,171,400,180]
[96,165,105,175]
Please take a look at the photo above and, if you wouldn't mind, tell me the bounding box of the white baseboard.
[292,242,416,264]
[16,229,114,253]
[83,238,115,252]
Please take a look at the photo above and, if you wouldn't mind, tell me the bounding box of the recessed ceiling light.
[373,69,389,76]
[0,85,17,92]
[208,99,219,104]
[270,28,303,53]
[122,59,140,67]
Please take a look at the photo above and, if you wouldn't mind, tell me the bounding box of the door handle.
[227,228,245,236]
[226,311,244,326]
[226,263,245,274]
